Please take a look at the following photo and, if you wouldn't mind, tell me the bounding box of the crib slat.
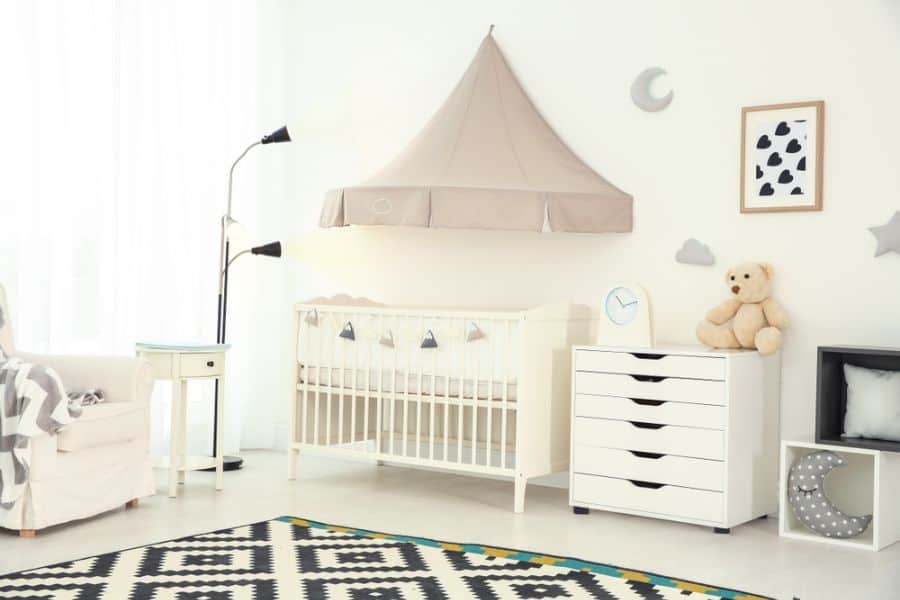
[470,319,478,465]
[429,319,437,460]
[338,312,345,446]
[314,313,323,446]
[501,319,509,469]
[403,316,410,457]
[300,313,308,446]
[457,318,465,463]
[364,317,371,454]
[376,314,384,456]
[486,319,494,467]
[443,331,450,461]
[390,315,397,456]
[351,316,358,448]
[416,316,424,458]
[326,315,334,446]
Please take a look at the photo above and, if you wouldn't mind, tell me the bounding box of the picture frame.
[740,100,824,213]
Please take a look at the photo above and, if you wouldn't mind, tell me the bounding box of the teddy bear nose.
[731,285,741,294]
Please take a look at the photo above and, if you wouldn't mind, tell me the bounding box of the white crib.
[287,299,599,512]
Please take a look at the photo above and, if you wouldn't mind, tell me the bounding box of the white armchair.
[0,285,156,536]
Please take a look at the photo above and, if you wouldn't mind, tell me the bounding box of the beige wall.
[272,0,900,455]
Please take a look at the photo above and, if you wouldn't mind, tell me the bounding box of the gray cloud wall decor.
[675,239,715,266]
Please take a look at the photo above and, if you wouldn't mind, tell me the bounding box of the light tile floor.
[1,450,897,599]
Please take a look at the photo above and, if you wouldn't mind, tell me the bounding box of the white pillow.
[843,364,900,441]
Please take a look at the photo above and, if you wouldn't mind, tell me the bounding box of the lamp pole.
[212,125,291,471]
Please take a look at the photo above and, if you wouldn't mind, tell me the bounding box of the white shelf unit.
[779,440,900,551]
[569,344,781,532]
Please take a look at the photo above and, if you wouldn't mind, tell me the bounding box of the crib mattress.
[298,366,518,401]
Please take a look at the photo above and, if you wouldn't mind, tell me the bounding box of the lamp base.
[201,455,244,472]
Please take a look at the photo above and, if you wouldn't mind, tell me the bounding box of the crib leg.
[288,448,299,480]
[513,473,527,513]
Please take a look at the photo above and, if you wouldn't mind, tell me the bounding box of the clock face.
[605,286,640,326]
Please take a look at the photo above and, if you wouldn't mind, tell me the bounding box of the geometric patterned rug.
[0,516,773,599]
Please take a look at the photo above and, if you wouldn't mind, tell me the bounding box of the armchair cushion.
[15,352,153,407]
[57,402,147,452]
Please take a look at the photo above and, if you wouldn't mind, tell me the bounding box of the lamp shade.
[250,241,282,257]
[261,125,291,144]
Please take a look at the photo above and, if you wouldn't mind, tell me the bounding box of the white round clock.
[604,286,640,326]
[597,282,654,347]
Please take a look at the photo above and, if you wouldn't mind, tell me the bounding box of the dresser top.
[574,343,768,359]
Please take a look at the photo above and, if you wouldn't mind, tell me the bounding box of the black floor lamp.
[213,125,292,471]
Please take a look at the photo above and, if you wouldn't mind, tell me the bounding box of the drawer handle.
[631,374,667,383]
[629,479,666,490]
[630,352,666,360]
[630,398,665,407]
[630,450,665,460]
[206,361,215,367]
[629,420,666,430]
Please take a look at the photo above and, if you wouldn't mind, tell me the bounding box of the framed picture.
[740,100,824,213]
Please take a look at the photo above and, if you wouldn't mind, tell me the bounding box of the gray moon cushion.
[788,450,872,539]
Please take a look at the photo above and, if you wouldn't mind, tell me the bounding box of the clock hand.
[623,301,639,307]
[616,295,624,308]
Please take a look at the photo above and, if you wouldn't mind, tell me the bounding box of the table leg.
[168,380,182,498]
[215,376,224,491]
[178,379,188,484]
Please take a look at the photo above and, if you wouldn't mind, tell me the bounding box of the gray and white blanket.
[0,349,82,509]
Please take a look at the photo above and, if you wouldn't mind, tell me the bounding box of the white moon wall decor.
[630,67,673,112]
[787,450,873,539]
[869,211,900,257]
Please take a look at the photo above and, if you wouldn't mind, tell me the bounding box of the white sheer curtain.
[0,1,287,455]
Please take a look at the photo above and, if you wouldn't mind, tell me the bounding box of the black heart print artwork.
[752,117,809,199]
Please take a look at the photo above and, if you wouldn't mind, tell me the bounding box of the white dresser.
[569,345,780,533]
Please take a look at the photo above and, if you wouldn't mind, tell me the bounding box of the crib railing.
[290,305,524,475]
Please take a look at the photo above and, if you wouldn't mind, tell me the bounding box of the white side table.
[136,342,230,498]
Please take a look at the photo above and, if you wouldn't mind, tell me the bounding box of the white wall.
[271,0,900,456]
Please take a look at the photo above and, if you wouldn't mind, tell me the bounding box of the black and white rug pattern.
[0,517,770,599]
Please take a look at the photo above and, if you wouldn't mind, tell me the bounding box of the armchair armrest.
[15,352,154,406]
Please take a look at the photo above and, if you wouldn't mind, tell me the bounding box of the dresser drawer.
[573,446,724,491]
[574,394,725,429]
[574,372,725,406]
[575,350,725,381]
[574,417,724,460]
[179,353,225,377]
[572,473,723,523]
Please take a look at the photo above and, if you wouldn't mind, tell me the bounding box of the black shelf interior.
[816,346,900,453]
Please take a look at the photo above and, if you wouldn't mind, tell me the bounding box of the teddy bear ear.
[760,263,775,279]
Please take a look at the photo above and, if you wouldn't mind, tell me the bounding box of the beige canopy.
[320,32,633,233]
